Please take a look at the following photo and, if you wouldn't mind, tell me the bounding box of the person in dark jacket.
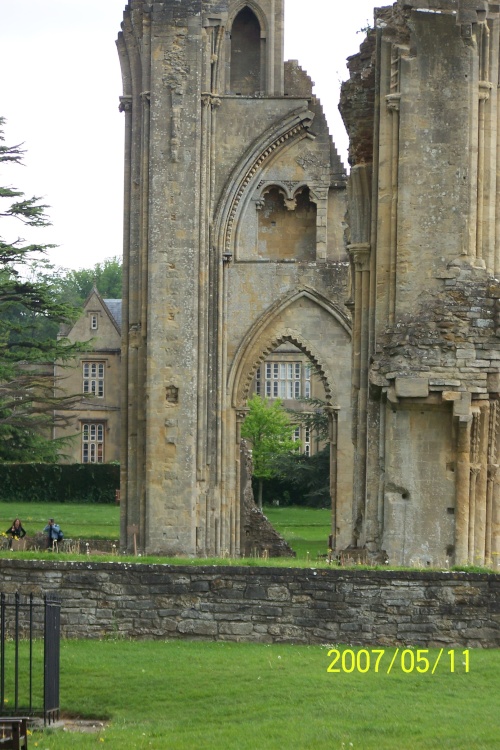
[5,518,27,549]
[43,519,63,549]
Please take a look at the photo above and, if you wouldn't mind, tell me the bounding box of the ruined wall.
[239,440,295,557]
[1,560,498,647]
[117,0,352,557]
[341,0,500,568]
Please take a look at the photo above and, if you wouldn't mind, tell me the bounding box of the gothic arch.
[228,288,352,408]
[213,107,315,258]
[227,1,268,41]
[229,6,262,95]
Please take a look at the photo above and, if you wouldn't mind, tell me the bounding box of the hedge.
[0,464,120,503]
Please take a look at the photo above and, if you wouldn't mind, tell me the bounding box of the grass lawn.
[4,640,499,750]
[0,501,120,541]
[263,505,331,559]
[0,502,331,559]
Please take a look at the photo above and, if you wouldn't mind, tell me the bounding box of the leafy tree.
[241,395,299,509]
[0,117,85,462]
[59,257,122,306]
[262,398,331,508]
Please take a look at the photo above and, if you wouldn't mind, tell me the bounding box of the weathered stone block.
[177,620,218,636]
[395,378,429,398]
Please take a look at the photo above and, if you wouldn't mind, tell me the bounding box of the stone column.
[474,401,490,565]
[386,85,400,325]
[492,468,500,570]
[236,409,248,555]
[468,465,480,562]
[310,186,329,261]
[455,417,471,565]
[326,406,339,551]
[348,243,371,542]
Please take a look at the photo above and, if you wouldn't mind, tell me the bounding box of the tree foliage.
[241,395,299,508]
[58,257,122,306]
[271,446,331,508]
[0,117,85,462]
[287,397,329,442]
[262,397,331,508]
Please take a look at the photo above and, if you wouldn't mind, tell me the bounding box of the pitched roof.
[103,299,122,332]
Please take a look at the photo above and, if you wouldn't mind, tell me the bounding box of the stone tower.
[341,0,500,568]
[117,1,353,555]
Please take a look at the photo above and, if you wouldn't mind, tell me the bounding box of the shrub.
[0,463,119,503]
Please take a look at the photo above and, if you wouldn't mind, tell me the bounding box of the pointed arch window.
[230,7,262,95]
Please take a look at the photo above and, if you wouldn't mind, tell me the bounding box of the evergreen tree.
[0,117,85,462]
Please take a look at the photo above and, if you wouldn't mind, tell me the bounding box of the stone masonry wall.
[0,560,498,647]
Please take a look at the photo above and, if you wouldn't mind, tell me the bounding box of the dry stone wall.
[0,560,498,647]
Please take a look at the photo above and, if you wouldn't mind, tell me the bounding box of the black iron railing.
[0,593,60,725]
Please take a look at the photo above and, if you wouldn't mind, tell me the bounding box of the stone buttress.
[341,0,500,567]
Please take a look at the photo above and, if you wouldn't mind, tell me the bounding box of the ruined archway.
[225,289,353,554]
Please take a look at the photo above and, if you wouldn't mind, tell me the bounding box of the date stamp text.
[326,648,470,674]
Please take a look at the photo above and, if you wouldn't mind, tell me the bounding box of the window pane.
[305,381,311,398]
[273,364,279,379]
[294,380,300,398]
[295,363,300,379]
[98,364,104,378]
[82,422,104,464]
[266,381,271,397]
[273,381,278,397]
[266,364,271,379]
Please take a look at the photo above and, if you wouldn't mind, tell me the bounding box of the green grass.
[4,640,499,749]
[0,502,331,559]
[0,501,120,540]
[1,501,498,572]
[263,505,331,558]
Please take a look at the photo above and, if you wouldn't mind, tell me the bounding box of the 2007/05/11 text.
[327,648,470,674]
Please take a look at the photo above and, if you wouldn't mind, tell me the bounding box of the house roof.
[104,299,122,331]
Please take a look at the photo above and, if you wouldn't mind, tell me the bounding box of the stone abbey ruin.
[117,0,500,569]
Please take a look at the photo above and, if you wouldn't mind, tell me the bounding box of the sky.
[0,0,378,271]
